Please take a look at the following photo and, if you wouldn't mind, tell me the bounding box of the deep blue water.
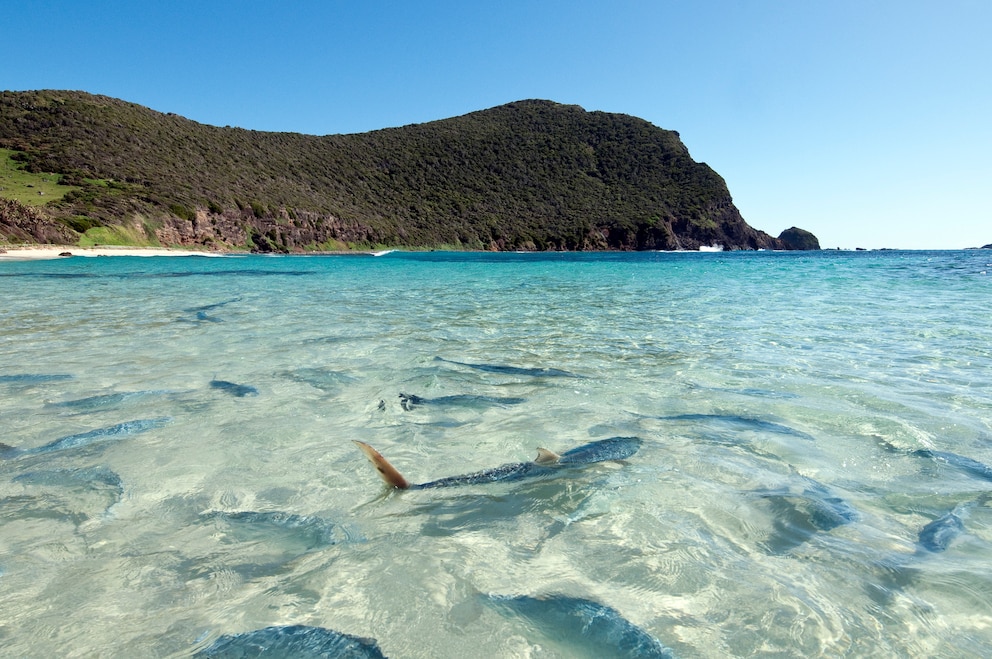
[1,250,990,657]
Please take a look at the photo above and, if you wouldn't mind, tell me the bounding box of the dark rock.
[58,251,73,256]
[778,227,820,250]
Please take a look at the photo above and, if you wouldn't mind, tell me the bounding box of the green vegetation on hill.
[0,148,79,205]
[0,90,803,251]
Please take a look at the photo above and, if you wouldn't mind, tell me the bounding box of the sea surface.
[1,250,990,658]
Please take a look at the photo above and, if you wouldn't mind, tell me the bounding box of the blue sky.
[5,1,990,249]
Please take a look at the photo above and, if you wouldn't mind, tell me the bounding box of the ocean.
[1,250,990,657]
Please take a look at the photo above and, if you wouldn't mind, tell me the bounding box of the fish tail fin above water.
[534,448,561,464]
[353,441,411,489]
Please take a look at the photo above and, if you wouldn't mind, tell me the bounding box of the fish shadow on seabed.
[448,592,676,659]
[746,475,861,555]
[2,465,125,527]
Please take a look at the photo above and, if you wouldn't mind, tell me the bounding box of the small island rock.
[778,227,821,251]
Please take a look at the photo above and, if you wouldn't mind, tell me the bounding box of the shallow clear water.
[1,250,990,657]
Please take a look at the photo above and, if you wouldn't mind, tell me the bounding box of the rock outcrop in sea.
[778,226,821,251]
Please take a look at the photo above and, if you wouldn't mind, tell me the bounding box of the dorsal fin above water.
[534,448,560,464]
[353,441,410,489]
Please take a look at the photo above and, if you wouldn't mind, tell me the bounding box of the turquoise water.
[1,250,990,657]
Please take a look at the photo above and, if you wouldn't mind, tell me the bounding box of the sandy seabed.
[0,245,224,260]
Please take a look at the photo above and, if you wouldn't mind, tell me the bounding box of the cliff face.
[0,91,813,251]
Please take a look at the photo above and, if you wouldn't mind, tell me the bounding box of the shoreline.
[0,245,228,260]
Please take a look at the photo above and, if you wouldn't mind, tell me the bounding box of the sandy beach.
[0,245,224,260]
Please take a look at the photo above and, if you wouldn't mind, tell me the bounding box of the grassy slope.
[0,148,77,205]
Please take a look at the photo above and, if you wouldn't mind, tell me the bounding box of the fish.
[910,448,992,482]
[917,511,965,553]
[178,298,241,324]
[13,465,124,494]
[795,477,861,530]
[482,593,674,658]
[398,392,526,410]
[718,387,798,400]
[354,436,641,490]
[753,476,859,554]
[874,438,992,482]
[44,390,172,412]
[195,311,224,323]
[200,510,344,548]
[0,417,171,458]
[434,356,584,378]
[917,493,990,553]
[653,413,815,441]
[184,297,242,313]
[0,374,73,384]
[194,624,387,658]
[210,379,259,397]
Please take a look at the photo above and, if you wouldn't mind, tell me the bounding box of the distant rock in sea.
[982,243,992,249]
[777,227,821,250]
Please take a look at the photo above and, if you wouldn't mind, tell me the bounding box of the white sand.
[0,245,225,260]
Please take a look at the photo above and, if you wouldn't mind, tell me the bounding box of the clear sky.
[5,1,990,249]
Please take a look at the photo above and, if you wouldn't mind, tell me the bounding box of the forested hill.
[0,90,806,251]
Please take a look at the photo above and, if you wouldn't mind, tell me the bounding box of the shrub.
[168,203,195,221]
[60,216,102,233]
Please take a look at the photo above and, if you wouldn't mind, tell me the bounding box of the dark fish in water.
[0,417,171,458]
[655,413,815,441]
[355,436,641,490]
[179,298,241,324]
[210,379,259,397]
[688,382,799,399]
[796,477,860,530]
[754,476,859,554]
[0,374,73,384]
[918,512,965,553]
[194,624,387,658]
[911,448,992,482]
[200,510,343,548]
[917,493,990,553]
[483,593,674,659]
[398,392,525,411]
[45,390,171,412]
[14,465,124,494]
[184,297,242,313]
[434,356,584,378]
